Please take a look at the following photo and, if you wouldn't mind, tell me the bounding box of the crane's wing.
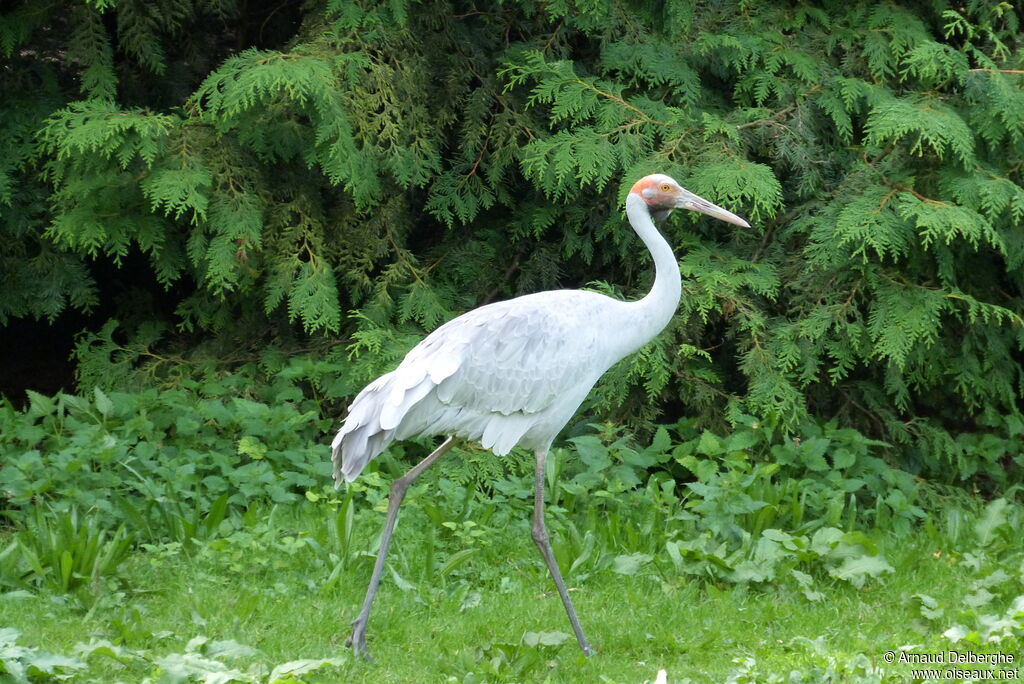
[408,294,599,414]
[332,290,616,483]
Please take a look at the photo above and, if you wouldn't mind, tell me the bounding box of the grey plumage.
[332,289,629,482]
[330,173,750,659]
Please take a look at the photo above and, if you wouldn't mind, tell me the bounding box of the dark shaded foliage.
[1,0,1022,486]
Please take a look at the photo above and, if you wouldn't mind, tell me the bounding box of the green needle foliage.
[1,0,1023,488]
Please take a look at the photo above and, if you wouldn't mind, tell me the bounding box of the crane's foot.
[346,618,373,662]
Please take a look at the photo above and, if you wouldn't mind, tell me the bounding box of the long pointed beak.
[677,190,750,228]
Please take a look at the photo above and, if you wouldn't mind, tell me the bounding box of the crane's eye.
[660,184,671,192]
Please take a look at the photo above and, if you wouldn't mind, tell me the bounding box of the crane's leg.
[531,449,594,656]
[347,436,456,660]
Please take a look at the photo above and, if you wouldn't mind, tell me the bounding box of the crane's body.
[333,289,665,481]
[331,174,749,659]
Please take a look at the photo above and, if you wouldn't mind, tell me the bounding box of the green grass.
[3,499,1021,683]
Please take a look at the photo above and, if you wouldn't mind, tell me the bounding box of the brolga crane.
[331,173,749,659]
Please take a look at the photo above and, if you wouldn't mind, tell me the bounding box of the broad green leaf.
[829,554,894,589]
[268,658,346,682]
[612,553,653,575]
[237,436,268,460]
[522,631,570,648]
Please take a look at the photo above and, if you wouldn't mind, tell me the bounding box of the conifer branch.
[465,121,492,178]
[736,86,820,130]
[481,255,521,305]
[968,68,1024,74]
[878,185,951,208]
[542,21,563,53]
[898,187,951,207]
[255,52,298,64]
[737,107,794,130]
[573,79,665,125]
[9,0,1024,458]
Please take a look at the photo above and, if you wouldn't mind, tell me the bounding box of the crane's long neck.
[622,193,682,351]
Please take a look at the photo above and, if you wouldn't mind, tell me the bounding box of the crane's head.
[630,174,750,227]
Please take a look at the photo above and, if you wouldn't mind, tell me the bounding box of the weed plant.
[2,387,1023,681]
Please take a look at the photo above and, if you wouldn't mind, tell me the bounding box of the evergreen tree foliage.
[2,0,1023,487]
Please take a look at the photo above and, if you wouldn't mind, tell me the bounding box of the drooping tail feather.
[331,420,393,485]
[330,368,434,485]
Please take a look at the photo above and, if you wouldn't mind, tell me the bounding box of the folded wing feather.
[332,290,613,484]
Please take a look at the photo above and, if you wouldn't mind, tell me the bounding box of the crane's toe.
[347,619,373,661]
